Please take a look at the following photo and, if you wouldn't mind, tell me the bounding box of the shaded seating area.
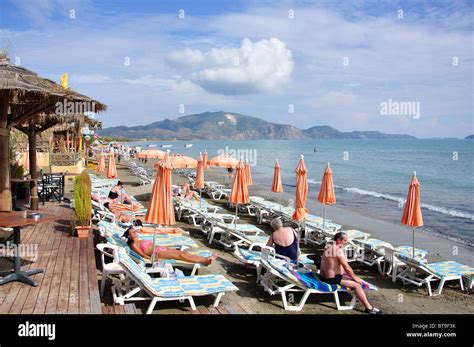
[38,172,66,204]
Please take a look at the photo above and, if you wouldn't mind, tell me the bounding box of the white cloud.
[5,1,472,137]
[170,38,294,95]
[169,47,205,67]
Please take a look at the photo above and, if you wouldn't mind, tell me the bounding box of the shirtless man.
[320,232,382,314]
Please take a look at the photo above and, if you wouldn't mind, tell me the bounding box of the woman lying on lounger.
[123,228,219,265]
[180,183,200,200]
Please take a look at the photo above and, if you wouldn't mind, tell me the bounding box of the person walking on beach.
[320,232,383,314]
[267,218,299,261]
[123,228,220,265]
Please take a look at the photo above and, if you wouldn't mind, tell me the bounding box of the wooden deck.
[101,303,254,315]
[0,202,255,315]
[187,303,255,315]
[0,202,102,314]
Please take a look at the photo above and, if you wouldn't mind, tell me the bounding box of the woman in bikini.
[123,228,219,265]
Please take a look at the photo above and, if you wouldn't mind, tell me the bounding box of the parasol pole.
[323,205,326,230]
[151,226,157,265]
[235,203,238,233]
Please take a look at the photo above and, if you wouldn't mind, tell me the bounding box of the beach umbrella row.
[271,159,283,212]
[229,160,249,232]
[145,152,175,265]
[141,146,423,263]
[138,149,166,159]
[277,155,422,258]
[98,151,106,173]
[401,172,424,258]
[244,161,253,186]
[195,153,205,208]
[209,155,239,168]
[318,163,336,229]
[292,155,308,222]
[203,150,209,170]
[106,149,118,179]
[209,154,240,186]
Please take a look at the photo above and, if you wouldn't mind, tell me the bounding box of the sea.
[127,139,474,248]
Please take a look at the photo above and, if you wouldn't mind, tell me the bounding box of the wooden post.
[28,124,39,210]
[0,91,12,211]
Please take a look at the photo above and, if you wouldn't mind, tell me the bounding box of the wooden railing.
[50,152,82,166]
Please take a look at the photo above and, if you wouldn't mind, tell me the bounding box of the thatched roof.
[15,113,100,135]
[0,52,107,127]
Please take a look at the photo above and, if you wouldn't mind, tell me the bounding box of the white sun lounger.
[113,248,238,314]
[258,247,378,311]
[234,245,315,282]
[393,254,472,296]
[213,223,269,249]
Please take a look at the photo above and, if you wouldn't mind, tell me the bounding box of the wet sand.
[98,158,473,314]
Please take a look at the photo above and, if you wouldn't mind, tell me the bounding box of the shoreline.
[116,159,473,314]
[249,177,474,266]
[130,157,473,266]
[249,175,474,267]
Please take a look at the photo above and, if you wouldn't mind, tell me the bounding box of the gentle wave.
[306,180,474,221]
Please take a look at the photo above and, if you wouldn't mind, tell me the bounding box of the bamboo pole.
[28,124,39,210]
[0,91,12,211]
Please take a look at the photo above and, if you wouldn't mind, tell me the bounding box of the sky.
[0,0,473,138]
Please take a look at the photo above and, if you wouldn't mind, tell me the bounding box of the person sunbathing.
[123,228,219,265]
[125,219,184,235]
[180,182,200,200]
[99,196,141,223]
[108,181,133,204]
[320,232,383,314]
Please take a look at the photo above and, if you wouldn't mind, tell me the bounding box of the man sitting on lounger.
[123,228,219,265]
[320,232,382,314]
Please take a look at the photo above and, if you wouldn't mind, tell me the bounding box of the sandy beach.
[100,158,474,314]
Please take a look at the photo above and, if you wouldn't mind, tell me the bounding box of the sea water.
[128,139,474,247]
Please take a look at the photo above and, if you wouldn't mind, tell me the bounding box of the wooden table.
[0,211,57,286]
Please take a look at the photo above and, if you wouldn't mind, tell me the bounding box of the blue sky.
[1,0,473,138]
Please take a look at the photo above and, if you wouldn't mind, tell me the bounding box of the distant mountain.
[302,126,415,140]
[101,111,416,140]
[465,135,474,140]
